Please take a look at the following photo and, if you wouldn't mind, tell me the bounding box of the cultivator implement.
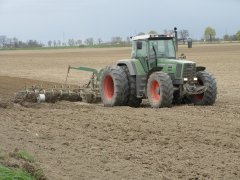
[14,66,103,104]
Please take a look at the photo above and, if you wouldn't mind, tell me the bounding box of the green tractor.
[100,30,217,108]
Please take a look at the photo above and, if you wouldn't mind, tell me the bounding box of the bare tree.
[27,40,42,48]
[126,36,131,44]
[18,41,27,48]
[85,38,94,46]
[111,36,122,44]
[68,39,75,46]
[5,38,13,48]
[0,35,7,48]
[97,38,102,44]
[179,29,189,44]
[53,40,57,47]
[48,40,52,47]
[13,37,19,48]
[57,40,61,46]
[76,39,82,46]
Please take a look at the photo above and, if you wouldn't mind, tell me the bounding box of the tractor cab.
[131,34,177,72]
[131,34,176,59]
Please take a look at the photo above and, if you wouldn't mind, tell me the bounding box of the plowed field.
[0,44,240,179]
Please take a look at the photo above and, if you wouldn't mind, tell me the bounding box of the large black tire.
[191,71,217,105]
[121,66,142,107]
[100,65,129,107]
[147,72,173,108]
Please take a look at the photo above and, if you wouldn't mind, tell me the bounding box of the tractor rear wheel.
[122,66,142,107]
[100,65,129,107]
[147,72,173,108]
[191,71,217,105]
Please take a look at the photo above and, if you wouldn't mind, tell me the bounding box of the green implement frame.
[67,65,103,81]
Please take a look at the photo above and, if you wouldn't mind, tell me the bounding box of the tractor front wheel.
[191,71,217,105]
[100,65,129,107]
[147,72,173,108]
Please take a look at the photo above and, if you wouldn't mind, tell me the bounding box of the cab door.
[134,40,149,72]
[148,41,158,69]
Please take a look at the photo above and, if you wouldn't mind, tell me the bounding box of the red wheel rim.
[104,75,114,100]
[150,80,160,102]
[195,93,204,100]
[194,78,204,100]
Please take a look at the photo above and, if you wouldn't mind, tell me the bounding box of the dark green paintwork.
[69,66,104,81]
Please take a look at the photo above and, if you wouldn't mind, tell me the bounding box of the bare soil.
[0,44,240,179]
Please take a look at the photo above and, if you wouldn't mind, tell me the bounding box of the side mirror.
[136,41,142,50]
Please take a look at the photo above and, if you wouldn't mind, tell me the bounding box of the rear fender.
[117,59,147,98]
[117,60,137,75]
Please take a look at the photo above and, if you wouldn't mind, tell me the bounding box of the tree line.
[1,28,240,49]
[204,27,240,42]
[0,35,132,49]
[0,36,43,48]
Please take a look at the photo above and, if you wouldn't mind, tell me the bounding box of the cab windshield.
[149,39,176,59]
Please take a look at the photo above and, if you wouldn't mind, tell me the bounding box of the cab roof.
[131,34,174,41]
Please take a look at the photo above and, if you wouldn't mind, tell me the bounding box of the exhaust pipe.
[174,27,178,56]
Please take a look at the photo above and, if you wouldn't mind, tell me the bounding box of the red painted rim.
[104,75,114,100]
[194,78,204,101]
[150,80,160,102]
[195,93,204,100]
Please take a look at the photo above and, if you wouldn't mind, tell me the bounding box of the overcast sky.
[0,0,239,43]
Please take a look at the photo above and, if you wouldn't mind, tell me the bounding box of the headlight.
[193,77,198,81]
[183,78,188,81]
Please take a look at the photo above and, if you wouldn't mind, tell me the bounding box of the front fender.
[196,66,206,72]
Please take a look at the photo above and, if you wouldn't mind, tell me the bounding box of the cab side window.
[136,41,147,58]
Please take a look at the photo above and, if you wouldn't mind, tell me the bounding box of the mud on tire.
[191,71,217,105]
[147,72,173,108]
[100,65,129,107]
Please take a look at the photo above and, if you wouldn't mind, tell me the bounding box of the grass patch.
[14,150,35,163]
[0,164,34,179]
[0,148,47,179]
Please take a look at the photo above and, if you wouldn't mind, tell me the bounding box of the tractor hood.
[157,58,195,65]
[156,58,197,80]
